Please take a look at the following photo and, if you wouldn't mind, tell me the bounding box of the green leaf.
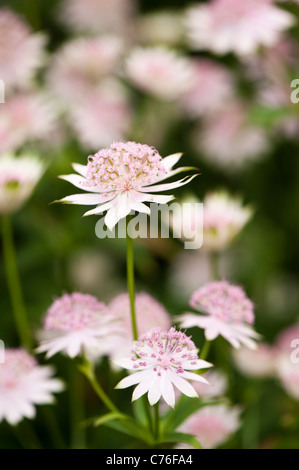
[103,417,153,446]
[160,432,202,449]
[94,412,128,428]
[132,398,148,426]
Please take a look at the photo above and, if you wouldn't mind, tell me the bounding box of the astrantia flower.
[202,192,253,251]
[193,102,269,172]
[0,349,63,425]
[0,93,56,154]
[0,9,45,89]
[109,292,172,358]
[0,153,44,214]
[115,327,212,408]
[185,0,295,56]
[233,344,276,378]
[125,47,194,101]
[37,292,121,360]
[178,405,241,449]
[58,141,197,230]
[274,324,299,400]
[177,281,259,349]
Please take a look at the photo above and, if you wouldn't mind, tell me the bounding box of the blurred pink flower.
[0,92,56,154]
[58,142,197,230]
[68,81,132,150]
[180,59,234,118]
[60,0,136,37]
[177,281,259,349]
[194,102,269,171]
[0,9,45,89]
[179,405,241,449]
[185,0,295,56]
[115,327,212,408]
[233,344,277,378]
[0,153,44,214]
[275,324,299,353]
[37,292,121,360]
[192,369,228,398]
[276,356,299,401]
[0,349,63,425]
[48,37,123,105]
[109,292,171,358]
[125,47,194,101]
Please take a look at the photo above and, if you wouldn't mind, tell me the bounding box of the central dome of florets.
[84,141,167,192]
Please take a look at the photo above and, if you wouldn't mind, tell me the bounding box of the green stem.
[126,215,138,341]
[1,215,32,350]
[154,403,160,442]
[80,358,119,414]
[69,363,86,449]
[210,251,221,281]
[199,339,211,361]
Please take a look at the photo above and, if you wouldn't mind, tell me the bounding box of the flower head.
[233,343,276,378]
[179,404,241,449]
[0,153,44,214]
[177,281,259,349]
[186,0,295,56]
[202,191,253,251]
[115,327,212,408]
[125,47,194,101]
[0,9,45,89]
[0,349,63,425]
[58,141,197,230]
[37,292,121,360]
[109,292,172,359]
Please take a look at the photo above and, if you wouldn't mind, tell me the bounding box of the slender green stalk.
[1,215,32,350]
[79,358,119,414]
[153,403,160,442]
[69,363,86,449]
[126,215,138,341]
[210,251,221,281]
[199,339,211,361]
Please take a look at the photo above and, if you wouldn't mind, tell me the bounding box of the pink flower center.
[45,292,108,331]
[84,141,167,192]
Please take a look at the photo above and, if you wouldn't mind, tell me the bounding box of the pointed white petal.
[115,370,149,389]
[72,163,87,177]
[181,371,210,384]
[59,174,111,193]
[167,370,198,398]
[148,377,162,406]
[58,193,114,205]
[135,193,175,204]
[140,174,198,193]
[132,373,155,402]
[83,199,116,217]
[161,373,175,408]
[162,153,183,171]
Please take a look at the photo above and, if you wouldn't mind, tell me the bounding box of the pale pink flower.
[109,292,172,358]
[69,82,132,150]
[180,59,234,118]
[233,344,277,378]
[47,37,123,105]
[274,324,299,400]
[0,9,45,89]
[194,102,269,171]
[179,405,241,449]
[0,93,56,154]
[192,369,228,398]
[0,349,63,425]
[202,191,253,251]
[275,324,299,353]
[60,0,136,37]
[58,141,197,230]
[115,327,212,408]
[125,47,194,101]
[0,153,44,214]
[177,281,259,349]
[37,293,121,360]
[185,0,295,56]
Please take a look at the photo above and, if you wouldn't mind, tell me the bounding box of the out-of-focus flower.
[60,0,136,37]
[125,47,194,101]
[109,292,171,358]
[275,324,299,353]
[274,324,299,400]
[233,344,277,378]
[0,349,63,425]
[137,10,184,47]
[179,405,241,449]
[202,192,253,252]
[115,327,212,408]
[58,141,197,230]
[37,293,121,360]
[0,153,44,214]
[0,9,45,90]
[68,81,132,150]
[192,369,228,398]
[47,37,123,105]
[180,59,234,118]
[177,281,259,349]
[0,93,56,154]
[194,102,269,171]
[185,0,295,56]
